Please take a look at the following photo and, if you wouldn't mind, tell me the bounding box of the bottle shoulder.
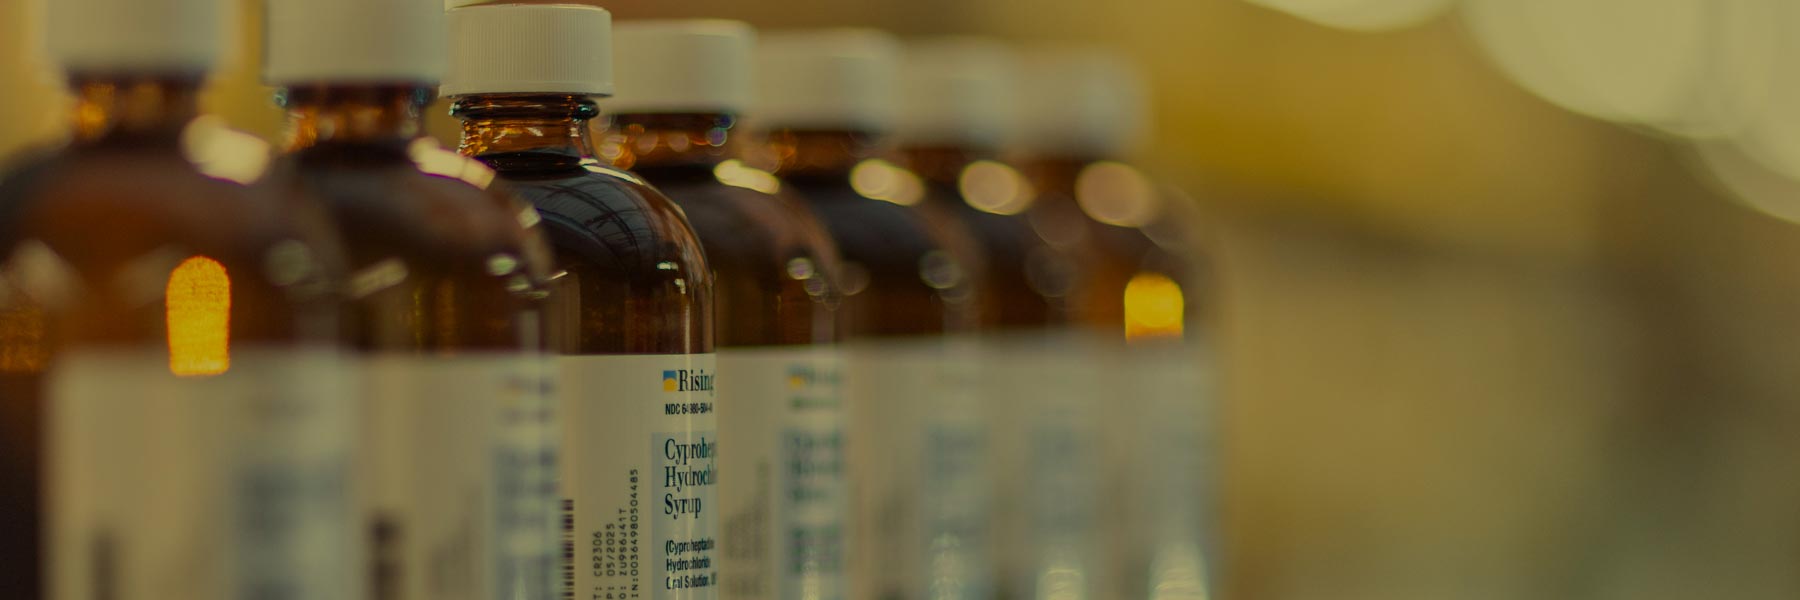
[0,144,338,344]
[7,146,317,272]
[654,176,839,281]
[785,176,944,270]
[491,160,711,281]
[269,148,539,271]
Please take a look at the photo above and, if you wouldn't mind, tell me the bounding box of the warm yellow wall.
[0,0,284,155]
[0,0,71,156]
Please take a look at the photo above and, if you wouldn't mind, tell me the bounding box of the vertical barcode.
[561,498,575,600]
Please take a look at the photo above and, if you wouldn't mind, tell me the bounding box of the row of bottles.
[0,1,1213,600]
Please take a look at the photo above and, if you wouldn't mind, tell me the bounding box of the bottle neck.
[1023,154,1100,207]
[602,113,740,172]
[765,129,885,178]
[902,144,994,187]
[451,94,601,163]
[279,84,432,151]
[68,75,203,144]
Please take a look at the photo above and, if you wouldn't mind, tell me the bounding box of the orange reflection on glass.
[166,256,230,376]
[1124,271,1185,340]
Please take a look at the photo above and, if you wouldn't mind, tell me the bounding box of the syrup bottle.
[2,0,351,597]
[755,29,989,600]
[262,0,556,598]
[896,38,1098,600]
[445,5,720,599]
[603,20,846,600]
[1016,47,1213,600]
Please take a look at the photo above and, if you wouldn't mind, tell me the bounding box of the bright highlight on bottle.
[959,160,1033,215]
[1076,161,1159,227]
[1248,0,1457,32]
[410,137,497,190]
[166,255,230,376]
[1124,271,1185,340]
[180,115,271,185]
[850,159,925,205]
[714,159,782,195]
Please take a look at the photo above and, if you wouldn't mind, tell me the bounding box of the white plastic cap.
[753,29,900,133]
[266,0,444,84]
[897,37,1017,150]
[1015,47,1151,158]
[442,3,613,97]
[46,0,221,74]
[608,20,754,115]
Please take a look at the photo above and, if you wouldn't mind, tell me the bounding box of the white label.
[561,353,719,600]
[362,353,557,600]
[49,346,357,600]
[1126,344,1213,599]
[984,332,1104,600]
[846,337,990,600]
[716,346,845,600]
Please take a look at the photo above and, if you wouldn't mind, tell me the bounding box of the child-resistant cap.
[47,0,221,74]
[609,20,755,116]
[442,3,614,97]
[897,37,1018,150]
[266,0,445,84]
[753,29,900,133]
[1015,47,1151,158]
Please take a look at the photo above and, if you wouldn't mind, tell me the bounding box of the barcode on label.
[561,498,575,600]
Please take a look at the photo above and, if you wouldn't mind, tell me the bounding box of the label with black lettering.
[48,346,357,600]
[562,354,719,600]
[986,331,1105,600]
[361,353,557,600]
[845,337,990,600]
[717,346,845,600]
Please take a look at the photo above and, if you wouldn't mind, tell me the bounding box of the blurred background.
[5,0,1799,598]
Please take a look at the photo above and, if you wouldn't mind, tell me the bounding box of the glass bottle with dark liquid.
[444,5,719,599]
[260,1,557,599]
[0,0,352,598]
[1125,191,1214,600]
[1015,49,1213,600]
[604,20,846,600]
[895,38,1099,600]
[755,29,988,600]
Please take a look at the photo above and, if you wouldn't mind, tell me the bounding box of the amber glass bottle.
[1015,48,1213,600]
[262,1,557,599]
[1124,194,1214,600]
[0,163,50,597]
[1014,49,1160,334]
[897,38,1105,600]
[1015,154,1152,322]
[756,30,988,600]
[446,5,719,599]
[1,0,351,598]
[605,20,845,600]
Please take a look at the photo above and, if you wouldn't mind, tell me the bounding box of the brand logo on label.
[785,364,837,390]
[662,369,715,393]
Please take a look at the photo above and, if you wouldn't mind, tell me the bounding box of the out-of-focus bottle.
[444,4,721,599]
[0,0,355,598]
[603,20,847,600]
[1130,188,1215,600]
[896,38,1102,600]
[261,1,557,599]
[754,29,989,600]
[1014,48,1215,600]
